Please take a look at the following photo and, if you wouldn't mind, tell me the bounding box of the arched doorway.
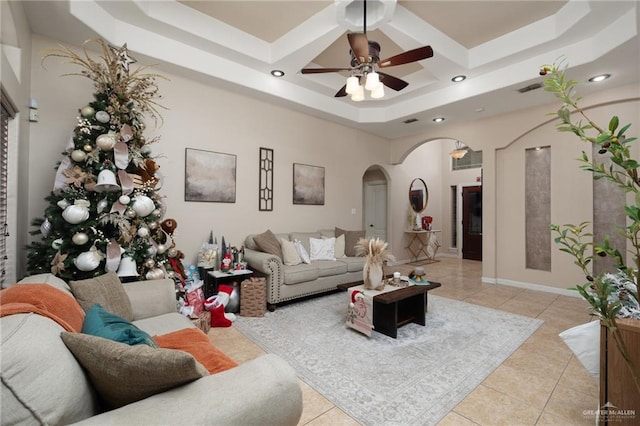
[362,166,389,241]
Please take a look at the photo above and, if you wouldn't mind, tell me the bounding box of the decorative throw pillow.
[253,229,283,259]
[335,227,365,257]
[82,303,157,347]
[69,272,134,321]
[310,237,336,261]
[280,238,302,266]
[293,240,311,264]
[60,332,208,409]
[153,328,238,375]
[332,234,346,258]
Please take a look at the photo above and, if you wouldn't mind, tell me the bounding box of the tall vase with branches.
[540,59,640,392]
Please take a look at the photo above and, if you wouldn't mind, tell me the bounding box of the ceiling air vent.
[517,83,543,93]
[403,118,419,124]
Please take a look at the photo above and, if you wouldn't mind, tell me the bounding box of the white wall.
[16,30,640,298]
[26,35,395,273]
[390,88,640,293]
[2,0,33,284]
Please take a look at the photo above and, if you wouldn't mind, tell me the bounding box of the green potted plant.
[541,59,640,393]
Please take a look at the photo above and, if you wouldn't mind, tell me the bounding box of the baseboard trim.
[483,276,580,298]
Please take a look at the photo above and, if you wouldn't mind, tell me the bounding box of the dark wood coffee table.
[337,279,442,338]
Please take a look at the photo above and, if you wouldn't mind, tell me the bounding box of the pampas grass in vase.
[355,237,396,290]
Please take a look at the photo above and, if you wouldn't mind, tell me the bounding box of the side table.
[205,269,254,313]
[404,230,441,264]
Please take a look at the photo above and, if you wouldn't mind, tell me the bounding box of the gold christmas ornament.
[72,232,89,245]
[96,132,117,151]
[83,144,93,152]
[80,105,95,117]
[70,150,87,162]
[145,268,164,280]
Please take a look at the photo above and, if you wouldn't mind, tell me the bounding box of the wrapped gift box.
[190,311,211,334]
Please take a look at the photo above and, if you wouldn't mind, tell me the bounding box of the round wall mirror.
[409,178,428,213]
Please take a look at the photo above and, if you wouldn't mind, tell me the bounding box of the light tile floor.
[210,258,599,426]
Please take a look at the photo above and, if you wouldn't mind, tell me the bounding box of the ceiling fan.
[300,0,434,100]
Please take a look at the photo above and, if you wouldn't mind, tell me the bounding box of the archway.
[362,165,390,242]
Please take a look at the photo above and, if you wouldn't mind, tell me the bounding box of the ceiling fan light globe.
[346,76,360,94]
[365,72,380,91]
[371,84,385,99]
[351,85,365,102]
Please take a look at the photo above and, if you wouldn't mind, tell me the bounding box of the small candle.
[393,272,401,279]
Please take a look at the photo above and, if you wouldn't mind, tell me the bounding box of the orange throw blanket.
[154,328,238,375]
[0,284,85,332]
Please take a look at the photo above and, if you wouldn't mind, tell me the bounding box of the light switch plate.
[29,108,39,122]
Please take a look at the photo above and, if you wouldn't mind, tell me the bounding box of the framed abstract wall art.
[185,148,236,203]
[293,163,324,205]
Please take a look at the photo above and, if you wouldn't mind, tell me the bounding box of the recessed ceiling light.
[433,117,445,123]
[451,75,466,82]
[588,74,610,83]
[271,70,285,77]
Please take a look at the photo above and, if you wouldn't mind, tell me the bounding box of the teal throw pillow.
[82,303,158,347]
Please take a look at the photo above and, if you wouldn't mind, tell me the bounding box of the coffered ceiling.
[21,1,640,139]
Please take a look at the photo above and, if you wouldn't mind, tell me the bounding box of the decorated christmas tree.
[27,39,186,287]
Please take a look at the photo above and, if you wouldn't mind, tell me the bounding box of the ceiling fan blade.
[301,67,352,74]
[378,46,434,68]
[348,33,370,64]
[334,85,347,97]
[378,72,409,91]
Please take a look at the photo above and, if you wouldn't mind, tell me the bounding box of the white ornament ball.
[97,198,109,214]
[72,232,89,245]
[80,106,95,118]
[96,133,116,151]
[52,239,63,250]
[147,245,158,257]
[71,150,87,162]
[119,195,131,205]
[125,208,136,219]
[168,247,177,258]
[146,268,165,280]
[62,204,90,224]
[57,199,70,209]
[95,111,110,123]
[132,195,155,217]
[144,258,155,268]
[40,219,52,238]
[152,209,161,218]
[74,250,101,271]
[137,227,150,238]
[148,221,158,230]
[156,244,167,254]
[140,145,152,155]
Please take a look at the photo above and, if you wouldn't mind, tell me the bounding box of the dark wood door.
[462,186,482,261]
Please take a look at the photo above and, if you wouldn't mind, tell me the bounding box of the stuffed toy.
[138,158,160,187]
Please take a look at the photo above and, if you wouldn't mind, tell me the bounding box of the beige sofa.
[1,273,302,426]
[244,229,365,306]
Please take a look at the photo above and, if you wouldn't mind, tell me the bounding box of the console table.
[404,230,441,264]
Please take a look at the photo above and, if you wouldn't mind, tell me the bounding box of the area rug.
[234,291,544,426]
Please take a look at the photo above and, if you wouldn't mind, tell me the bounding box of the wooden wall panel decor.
[259,147,274,211]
